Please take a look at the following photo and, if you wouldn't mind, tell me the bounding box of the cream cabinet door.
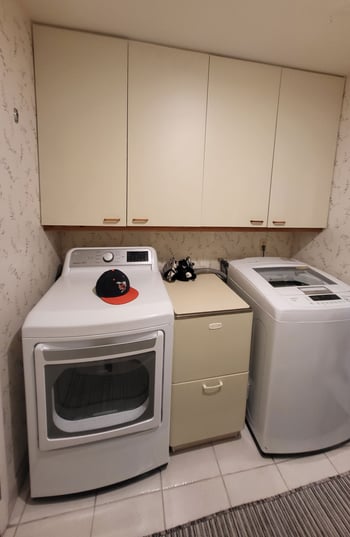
[128,42,209,226]
[172,313,252,383]
[170,372,248,448]
[34,25,127,226]
[202,56,281,227]
[268,69,344,228]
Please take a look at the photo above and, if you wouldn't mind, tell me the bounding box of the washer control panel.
[286,287,350,306]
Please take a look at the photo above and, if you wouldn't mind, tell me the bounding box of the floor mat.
[147,471,350,536]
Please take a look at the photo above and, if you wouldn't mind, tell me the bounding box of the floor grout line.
[324,451,340,475]
[9,504,96,528]
[274,460,291,491]
[88,493,97,537]
[160,467,167,531]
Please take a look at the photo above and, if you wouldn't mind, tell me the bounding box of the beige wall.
[0,0,60,526]
[293,78,350,280]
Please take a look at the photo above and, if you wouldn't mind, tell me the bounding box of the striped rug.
[148,471,350,536]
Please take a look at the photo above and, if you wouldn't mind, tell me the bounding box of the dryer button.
[103,252,114,263]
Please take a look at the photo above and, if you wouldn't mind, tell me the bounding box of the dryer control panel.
[65,247,156,271]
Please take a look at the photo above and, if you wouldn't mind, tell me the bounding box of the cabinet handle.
[103,218,120,225]
[208,322,222,330]
[202,381,223,394]
[272,220,286,226]
[132,218,149,224]
[250,219,264,226]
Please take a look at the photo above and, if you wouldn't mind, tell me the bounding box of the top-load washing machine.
[228,257,350,455]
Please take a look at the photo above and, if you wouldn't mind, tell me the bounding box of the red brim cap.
[99,287,139,305]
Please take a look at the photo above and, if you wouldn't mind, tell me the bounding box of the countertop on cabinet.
[165,273,251,317]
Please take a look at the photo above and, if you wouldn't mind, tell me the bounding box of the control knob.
[103,251,114,263]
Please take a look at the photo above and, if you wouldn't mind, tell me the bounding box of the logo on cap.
[95,269,139,305]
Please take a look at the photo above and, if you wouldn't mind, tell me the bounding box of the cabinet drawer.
[173,313,252,382]
[170,372,248,448]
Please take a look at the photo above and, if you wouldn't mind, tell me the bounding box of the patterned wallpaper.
[293,78,350,282]
[0,0,60,520]
[60,230,295,269]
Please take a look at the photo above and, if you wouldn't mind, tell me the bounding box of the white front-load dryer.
[22,247,174,497]
[228,257,350,454]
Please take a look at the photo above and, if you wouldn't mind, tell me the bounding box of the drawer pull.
[250,219,264,226]
[103,218,120,225]
[202,381,223,394]
[272,220,286,226]
[209,322,222,330]
[132,218,149,224]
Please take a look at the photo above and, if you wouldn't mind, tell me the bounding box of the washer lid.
[254,265,335,288]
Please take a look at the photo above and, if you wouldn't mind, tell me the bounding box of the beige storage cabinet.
[33,25,343,229]
[268,68,344,228]
[128,41,208,226]
[165,274,252,450]
[202,56,281,228]
[202,58,344,229]
[33,25,127,226]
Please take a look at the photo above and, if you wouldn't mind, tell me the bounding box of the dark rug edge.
[145,470,350,537]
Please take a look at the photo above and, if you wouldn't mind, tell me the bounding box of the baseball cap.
[95,269,139,305]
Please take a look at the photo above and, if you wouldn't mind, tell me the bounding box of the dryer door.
[34,331,164,450]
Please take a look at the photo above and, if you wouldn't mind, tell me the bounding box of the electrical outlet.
[259,238,267,256]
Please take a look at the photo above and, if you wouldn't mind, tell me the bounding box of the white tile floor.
[5,426,350,537]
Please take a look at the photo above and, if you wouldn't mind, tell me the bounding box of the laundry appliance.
[22,247,173,497]
[227,257,350,454]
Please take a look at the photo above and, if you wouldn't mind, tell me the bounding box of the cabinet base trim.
[42,225,324,232]
[170,431,241,452]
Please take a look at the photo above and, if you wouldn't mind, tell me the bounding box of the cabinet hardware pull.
[250,219,264,225]
[202,381,223,394]
[132,218,149,224]
[103,218,120,224]
[208,322,222,330]
[272,220,286,226]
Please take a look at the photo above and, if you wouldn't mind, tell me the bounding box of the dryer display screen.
[127,251,149,263]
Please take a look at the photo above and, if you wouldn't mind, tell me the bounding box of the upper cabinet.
[33,25,344,229]
[268,69,344,228]
[34,25,127,226]
[202,56,281,227]
[127,42,209,226]
[201,58,344,228]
